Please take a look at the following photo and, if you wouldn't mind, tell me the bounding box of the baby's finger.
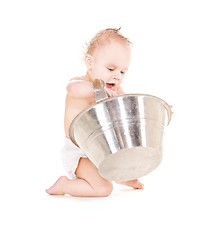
[105,88,117,97]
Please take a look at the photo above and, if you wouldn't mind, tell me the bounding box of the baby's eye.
[107,68,114,71]
[121,71,125,74]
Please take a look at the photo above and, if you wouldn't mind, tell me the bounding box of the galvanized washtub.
[69,79,171,181]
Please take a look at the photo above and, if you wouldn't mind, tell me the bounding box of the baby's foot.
[116,179,144,189]
[46,176,69,195]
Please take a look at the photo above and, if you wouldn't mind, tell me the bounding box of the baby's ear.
[85,54,93,70]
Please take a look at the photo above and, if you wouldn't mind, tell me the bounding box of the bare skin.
[46,40,144,197]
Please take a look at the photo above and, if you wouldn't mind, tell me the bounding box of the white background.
[0,0,222,239]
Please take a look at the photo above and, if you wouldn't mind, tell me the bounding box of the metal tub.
[69,80,171,181]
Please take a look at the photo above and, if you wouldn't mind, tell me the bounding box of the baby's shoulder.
[67,75,91,89]
[69,75,89,82]
[66,75,93,98]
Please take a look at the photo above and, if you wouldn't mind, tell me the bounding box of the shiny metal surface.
[92,78,108,102]
[69,80,171,181]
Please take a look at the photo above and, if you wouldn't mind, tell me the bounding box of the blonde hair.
[85,27,132,55]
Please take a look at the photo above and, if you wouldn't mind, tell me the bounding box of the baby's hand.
[105,88,118,97]
[169,105,174,115]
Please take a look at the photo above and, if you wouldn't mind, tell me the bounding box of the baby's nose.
[113,72,121,80]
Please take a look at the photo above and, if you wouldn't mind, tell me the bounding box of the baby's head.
[85,28,131,92]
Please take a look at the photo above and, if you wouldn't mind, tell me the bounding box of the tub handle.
[162,100,172,126]
[92,79,109,102]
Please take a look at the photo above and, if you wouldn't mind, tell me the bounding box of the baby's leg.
[46,157,113,197]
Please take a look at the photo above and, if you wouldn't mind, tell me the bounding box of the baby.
[46,28,144,197]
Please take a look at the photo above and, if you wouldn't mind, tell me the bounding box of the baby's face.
[88,40,131,92]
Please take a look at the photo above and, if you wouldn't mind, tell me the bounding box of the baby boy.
[46,28,144,197]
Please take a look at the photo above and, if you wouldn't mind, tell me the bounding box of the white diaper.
[61,138,87,179]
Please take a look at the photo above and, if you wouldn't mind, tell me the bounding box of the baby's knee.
[96,182,113,197]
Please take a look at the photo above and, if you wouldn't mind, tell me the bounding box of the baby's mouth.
[106,83,116,89]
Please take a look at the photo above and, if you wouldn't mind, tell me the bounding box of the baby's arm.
[66,79,94,98]
[67,78,125,98]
